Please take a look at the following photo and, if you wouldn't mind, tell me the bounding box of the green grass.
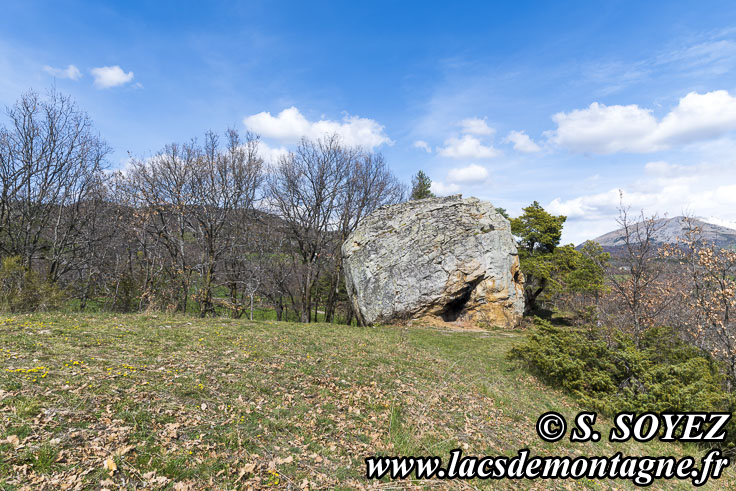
[0,313,732,489]
[67,287,354,324]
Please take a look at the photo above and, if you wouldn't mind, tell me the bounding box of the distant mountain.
[583,216,736,251]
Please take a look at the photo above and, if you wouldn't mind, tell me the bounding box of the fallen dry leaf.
[114,443,136,456]
[103,457,117,476]
[152,476,170,486]
[237,463,256,480]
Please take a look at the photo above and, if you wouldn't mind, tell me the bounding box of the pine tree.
[510,201,567,314]
[410,170,435,200]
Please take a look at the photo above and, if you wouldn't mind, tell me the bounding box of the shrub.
[510,318,735,445]
[0,256,65,312]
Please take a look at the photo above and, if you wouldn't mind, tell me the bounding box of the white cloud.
[459,117,494,135]
[430,181,460,196]
[704,215,736,229]
[658,39,736,75]
[547,157,736,244]
[642,160,672,176]
[430,164,490,199]
[414,117,498,159]
[548,102,659,154]
[258,141,290,164]
[43,64,82,80]
[90,65,135,88]
[504,130,541,153]
[447,164,489,183]
[437,134,499,159]
[547,90,736,154]
[655,91,736,145]
[413,140,432,153]
[243,106,392,149]
[547,188,625,221]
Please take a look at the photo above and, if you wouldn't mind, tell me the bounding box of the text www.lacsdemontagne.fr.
[365,448,729,486]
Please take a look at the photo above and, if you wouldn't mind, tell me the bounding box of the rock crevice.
[342,195,524,327]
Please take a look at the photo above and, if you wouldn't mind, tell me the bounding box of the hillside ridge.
[583,216,736,250]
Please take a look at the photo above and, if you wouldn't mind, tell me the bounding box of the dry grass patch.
[0,313,732,489]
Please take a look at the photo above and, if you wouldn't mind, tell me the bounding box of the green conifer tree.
[410,170,435,200]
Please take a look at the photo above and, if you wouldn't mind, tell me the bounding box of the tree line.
[509,196,736,390]
[3,88,733,376]
[0,90,404,322]
[510,202,736,437]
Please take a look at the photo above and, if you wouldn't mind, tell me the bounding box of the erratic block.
[342,195,524,327]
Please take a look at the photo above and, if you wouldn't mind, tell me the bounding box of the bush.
[510,318,735,445]
[0,256,65,312]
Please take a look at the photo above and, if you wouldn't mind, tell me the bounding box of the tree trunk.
[80,278,91,312]
[346,303,354,326]
[199,259,215,318]
[228,282,238,318]
[523,275,545,315]
[324,263,341,323]
[275,297,283,322]
[180,276,190,313]
[300,272,311,323]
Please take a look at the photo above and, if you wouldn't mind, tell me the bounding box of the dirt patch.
[408,315,488,332]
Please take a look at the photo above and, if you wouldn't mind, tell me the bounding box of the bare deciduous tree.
[662,218,736,384]
[127,142,199,311]
[266,135,352,322]
[190,130,263,316]
[0,90,109,276]
[267,135,403,323]
[602,198,674,344]
[127,131,262,315]
[0,89,406,325]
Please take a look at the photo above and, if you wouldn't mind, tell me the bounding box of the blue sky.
[3,1,736,243]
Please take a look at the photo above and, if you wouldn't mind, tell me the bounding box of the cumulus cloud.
[43,64,82,80]
[258,141,290,164]
[703,216,736,229]
[548,188,625,221]
[414,116,500,159]
[447,164,489,183]
[430,180,460,196]
[504,130,541,153]
[656,91,736,144]
[243,106,392,149]
[547,157,736,244]
[90,65,135,88]
[437,134,499,159]
[430,164,490,198]
[413,140,432,153]
[547,90,736,154]
[459,117,495,135]
[548,102,659,154]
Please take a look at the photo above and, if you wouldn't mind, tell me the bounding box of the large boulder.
[342,195,524,327]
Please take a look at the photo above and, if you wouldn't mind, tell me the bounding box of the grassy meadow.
[1,313,732,489]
